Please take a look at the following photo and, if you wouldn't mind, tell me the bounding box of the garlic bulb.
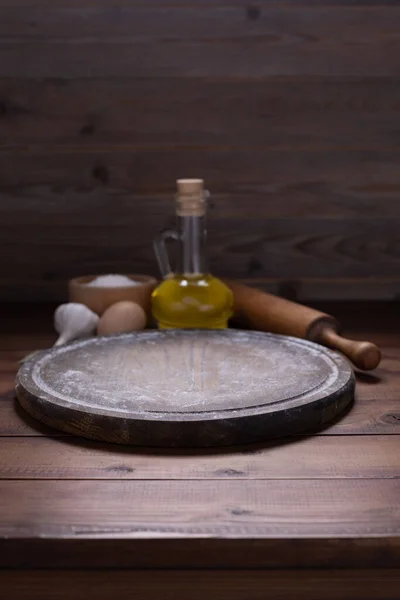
[54,303,99,346]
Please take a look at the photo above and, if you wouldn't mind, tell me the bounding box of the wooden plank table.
[1,302,399,599]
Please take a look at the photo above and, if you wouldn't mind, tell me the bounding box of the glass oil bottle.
[151,178,233,329]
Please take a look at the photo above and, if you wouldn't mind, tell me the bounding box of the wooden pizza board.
[15,329,355,447]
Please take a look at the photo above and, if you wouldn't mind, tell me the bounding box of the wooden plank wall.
[0,0,399,301]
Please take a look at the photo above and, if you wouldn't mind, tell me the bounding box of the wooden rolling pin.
[226,281,381,371]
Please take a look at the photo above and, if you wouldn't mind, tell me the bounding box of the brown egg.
[97,301,146,336]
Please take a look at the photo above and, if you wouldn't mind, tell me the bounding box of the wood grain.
[0,394,69,436]
[0,378,15,394]
[12,5,396,39]
[0,435,399,480]
[4,216,400,278]
[1,147,400,300]
[2,570,400,600]
[2,148,399,192]
[0,0,399,583]
[1,78,399,150]
[0,2,399,300]
[0,304,399,578]
[0,479,399,537]
[3,3,400,41]
[0,7,398,77]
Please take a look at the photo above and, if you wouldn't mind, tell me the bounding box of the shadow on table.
[13,392,357,458]
[354,371,382,385]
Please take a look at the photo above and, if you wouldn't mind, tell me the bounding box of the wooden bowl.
[68,274,158,317]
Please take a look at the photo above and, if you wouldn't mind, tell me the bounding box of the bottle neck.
[177,215,208,276]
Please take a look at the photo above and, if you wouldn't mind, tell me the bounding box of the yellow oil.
[151,273,233,329]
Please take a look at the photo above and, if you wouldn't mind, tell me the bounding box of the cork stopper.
[176,178,206,216]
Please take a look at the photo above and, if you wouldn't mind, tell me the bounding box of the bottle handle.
[153,228,179,279]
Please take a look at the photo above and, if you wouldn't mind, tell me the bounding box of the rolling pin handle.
[318,327,381,371]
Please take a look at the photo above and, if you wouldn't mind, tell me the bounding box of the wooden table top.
[1,302,400,600]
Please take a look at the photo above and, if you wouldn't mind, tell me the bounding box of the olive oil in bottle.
[151,179,233,329]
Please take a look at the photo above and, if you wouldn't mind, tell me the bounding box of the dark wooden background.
[1,0,400,302]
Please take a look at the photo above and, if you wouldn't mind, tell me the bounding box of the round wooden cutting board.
[15,329,355,447]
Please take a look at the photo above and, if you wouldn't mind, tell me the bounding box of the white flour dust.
[27,330,343,418]
[86,274,140,288]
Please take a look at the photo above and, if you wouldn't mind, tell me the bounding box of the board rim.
[15,329,355,447]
